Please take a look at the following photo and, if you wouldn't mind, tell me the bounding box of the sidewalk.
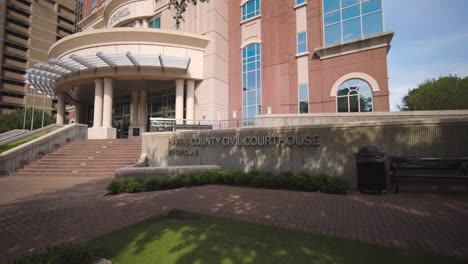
[0,176,467,261]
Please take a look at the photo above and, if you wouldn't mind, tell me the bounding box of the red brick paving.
[0,176,467,261]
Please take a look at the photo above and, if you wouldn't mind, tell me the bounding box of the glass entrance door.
[147,87,176,131]
[113,99,131,139]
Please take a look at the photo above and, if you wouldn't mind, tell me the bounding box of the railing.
[149,118,258,132]
[0,124,62,147]
[0,124,88,176]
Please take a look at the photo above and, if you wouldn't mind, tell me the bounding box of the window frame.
[297,31,308,54]
[336,78,374,113]
[298,83,309,114]
[242,43,262,124]
[322,0,384,46]
[91,0,97,9]
[241,0,261,21]
[148,15,161,29]
[296,0,306,5]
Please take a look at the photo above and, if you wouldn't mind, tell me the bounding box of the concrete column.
[175,79,185,123]
[131,89,139,126]
[93,79,104,128]
[139,89,147,128]
[142,19,149,28]
[135,20,142,28]
[74,103,81,124]
[56,92,66,125]
[102,78,113,128]
[186,80,195,124]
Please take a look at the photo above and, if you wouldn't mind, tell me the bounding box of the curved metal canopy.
[24,52,191,98]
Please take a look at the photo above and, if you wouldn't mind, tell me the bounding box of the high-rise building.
[0,0,75,115]
[24,0,393,139]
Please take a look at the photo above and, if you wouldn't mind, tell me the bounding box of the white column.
[142,19,149,28]
[186,80,195,124]
[56,92,66,125]
[102,78,113,128]
[93,79,104,128]
[139,89,147,128]
[175,79,185,123]
[135,20,142,28]
[131,89,139,126]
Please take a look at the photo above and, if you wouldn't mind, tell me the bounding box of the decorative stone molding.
[315,31,394,60]
[329,72,380,97]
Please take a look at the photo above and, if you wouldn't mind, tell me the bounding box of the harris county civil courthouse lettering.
[25,0,393,139]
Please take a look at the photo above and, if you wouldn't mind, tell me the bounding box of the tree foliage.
[399,75,468,111]
[157,0,208,28]
[0,108,54,134]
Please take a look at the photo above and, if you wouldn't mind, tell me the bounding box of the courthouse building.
[24,0,393,139]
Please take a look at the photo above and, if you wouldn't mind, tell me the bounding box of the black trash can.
[354,145,387,194]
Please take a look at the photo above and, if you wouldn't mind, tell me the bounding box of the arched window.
[242,0,260,21]
[242,43,261,122]
[337,79,373,112]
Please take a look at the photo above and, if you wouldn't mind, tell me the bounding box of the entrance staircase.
[13,139,141,177]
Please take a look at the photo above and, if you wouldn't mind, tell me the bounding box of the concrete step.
[12,139,142,178]
[14,172,115,177]
[24,163,132,169]
[33,160,134,165]
[19,168,119,173]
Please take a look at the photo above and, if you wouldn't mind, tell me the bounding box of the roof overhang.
[24,53,191,97]
[314,31,394,60]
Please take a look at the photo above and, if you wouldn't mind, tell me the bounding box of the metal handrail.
[149,118,257,132]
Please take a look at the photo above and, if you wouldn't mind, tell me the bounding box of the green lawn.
[86,210,465,264]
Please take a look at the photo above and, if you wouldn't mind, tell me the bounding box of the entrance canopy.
[24,52,191,97]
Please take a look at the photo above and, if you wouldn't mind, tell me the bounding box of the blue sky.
[384,0,468,111]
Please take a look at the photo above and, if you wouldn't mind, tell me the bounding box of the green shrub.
[218,171,237,185]
[251,171,270,188]
[107,171,350,196]
[144,177,162,191]
[106,179,129,194]
[11,243,101,264]
[235,171,251,186]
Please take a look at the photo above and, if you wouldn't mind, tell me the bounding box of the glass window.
[323,0,384,46]
[297,31,308,53]
[299,84,309,113]
[242,0,260,21]
[242,43,262,123]
[91,0,97,9]
[324,0,340,13]
[336,78,373,112]
[149,17,161,29]
[362,11,383,36]
[296,0,306,5]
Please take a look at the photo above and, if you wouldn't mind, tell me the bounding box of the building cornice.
[49,28,210,59]
[314,31,395,60]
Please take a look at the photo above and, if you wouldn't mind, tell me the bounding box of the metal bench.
[390,157,468,193]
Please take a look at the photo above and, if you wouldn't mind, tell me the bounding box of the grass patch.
[13,210,466,264]
[0,133,46,154]
[107,171,350,195]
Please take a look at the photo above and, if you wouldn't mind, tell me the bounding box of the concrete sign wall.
[143,118,468,185]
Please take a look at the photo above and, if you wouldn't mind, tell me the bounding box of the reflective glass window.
[242,43,262,122]
[297,32,308,53]
[336,78,374,112]
[242,0,260,21]
[299,84,309,113]
[323,0,384,46]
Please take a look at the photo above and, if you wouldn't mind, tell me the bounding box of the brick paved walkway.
[0,176,467,261]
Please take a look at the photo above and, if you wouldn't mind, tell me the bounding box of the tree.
[0,108,54,134]
[399,75,468,111]
[157,0,208,28]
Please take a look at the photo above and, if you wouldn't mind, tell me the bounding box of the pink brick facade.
[229,0,391,118]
